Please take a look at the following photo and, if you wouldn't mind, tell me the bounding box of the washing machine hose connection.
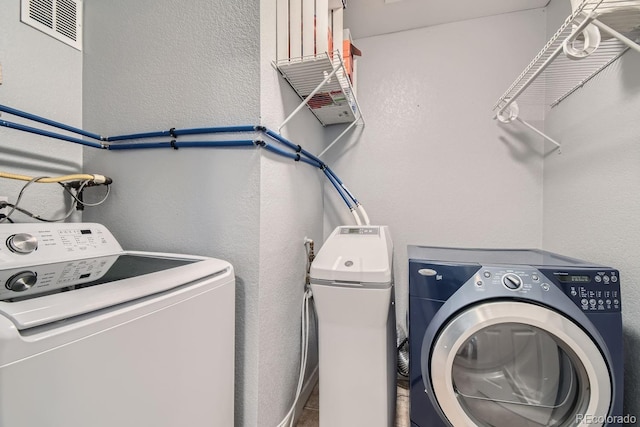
[277,238,316,427]
[277,287,313,427]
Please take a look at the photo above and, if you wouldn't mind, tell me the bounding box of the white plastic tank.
[310,225,396,427]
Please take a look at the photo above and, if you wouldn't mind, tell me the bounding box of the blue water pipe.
[322,167,354,210]
[262,128,362,208]
[105,125,259,142]
[105,130,175,142]
[107,140,257,150]
[0,103,362,214]
[263,128,324,166]
[173,125,258,136]
[0,104,102,140]
[259,141,322,169]
[1,119,104,149]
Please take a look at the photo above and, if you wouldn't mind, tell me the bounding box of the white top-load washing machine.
[310,225,396,427]
[0,223,235,427]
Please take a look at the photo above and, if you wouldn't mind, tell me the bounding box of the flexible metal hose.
[397,325,410,377]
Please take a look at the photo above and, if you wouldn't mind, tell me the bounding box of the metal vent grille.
[21,0,82,51]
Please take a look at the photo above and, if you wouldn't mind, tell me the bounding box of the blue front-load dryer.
[408,246,623,427]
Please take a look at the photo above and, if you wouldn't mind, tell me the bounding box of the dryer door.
[428,301,611,427]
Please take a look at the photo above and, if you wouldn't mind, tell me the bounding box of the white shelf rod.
[278,63,340,133]
[317,113,360,158]
[496,14,596,117]
[515,117,562,149]
[317,82,366,158]
[551,45,629,107]
[591,19,640,54]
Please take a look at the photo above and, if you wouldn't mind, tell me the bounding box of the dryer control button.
[502,273,522,290]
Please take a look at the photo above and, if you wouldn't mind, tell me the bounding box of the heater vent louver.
[21,0,82,51]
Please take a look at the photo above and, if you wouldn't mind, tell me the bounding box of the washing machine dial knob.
[503,273,522,290]
[6,233,38,254]
[5,271,37,292]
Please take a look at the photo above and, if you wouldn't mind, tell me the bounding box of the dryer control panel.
[409,246,622,314]
[540,268,621,313]
[472,266,621,313]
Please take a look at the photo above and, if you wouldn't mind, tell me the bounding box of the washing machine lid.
[408,246,607,268]
[310,226,393,284]
[0,223,234,329]
[0,251,232,330]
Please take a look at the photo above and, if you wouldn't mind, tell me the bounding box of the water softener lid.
[309,226,393,284]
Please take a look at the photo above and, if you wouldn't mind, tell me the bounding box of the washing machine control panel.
[0,223,125,300]
[0,255,119,300]
[0,223,122,268]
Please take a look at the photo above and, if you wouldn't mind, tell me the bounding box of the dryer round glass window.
[452,323,587,426]
[427,301,611,427]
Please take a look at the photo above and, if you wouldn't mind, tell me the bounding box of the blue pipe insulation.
[0,104,103,141]
[105,130,174,142]
[322,168,354,209]
[325,168,360,205]
[263,128,361,206]
[106,125,259,142]
[260,141,354,210]
[260,142,322,169]
[0,103,360,210]
[107,140,257,150]
[174,126,258,136]
[263,129,325,167]
[0,119,104,149]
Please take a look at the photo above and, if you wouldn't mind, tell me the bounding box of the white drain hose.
[277,287,313,427]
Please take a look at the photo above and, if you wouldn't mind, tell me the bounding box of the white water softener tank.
[310,226,396,427]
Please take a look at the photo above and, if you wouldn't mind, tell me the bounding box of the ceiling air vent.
[21,0,82,51]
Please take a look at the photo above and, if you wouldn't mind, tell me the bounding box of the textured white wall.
[81,1,262,425]
[257,2,326,425]
[323,9,547,329]
[543,0,640,417]
[0,0,83,222]
[83,0,327,425]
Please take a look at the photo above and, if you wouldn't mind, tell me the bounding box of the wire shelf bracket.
[274,51,365,156]
[493,0,640,151]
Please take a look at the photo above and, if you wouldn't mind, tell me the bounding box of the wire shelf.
[494,0,640,113]
[275,51,359,126]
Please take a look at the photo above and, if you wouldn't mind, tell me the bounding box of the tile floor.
[296,379,410,426]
